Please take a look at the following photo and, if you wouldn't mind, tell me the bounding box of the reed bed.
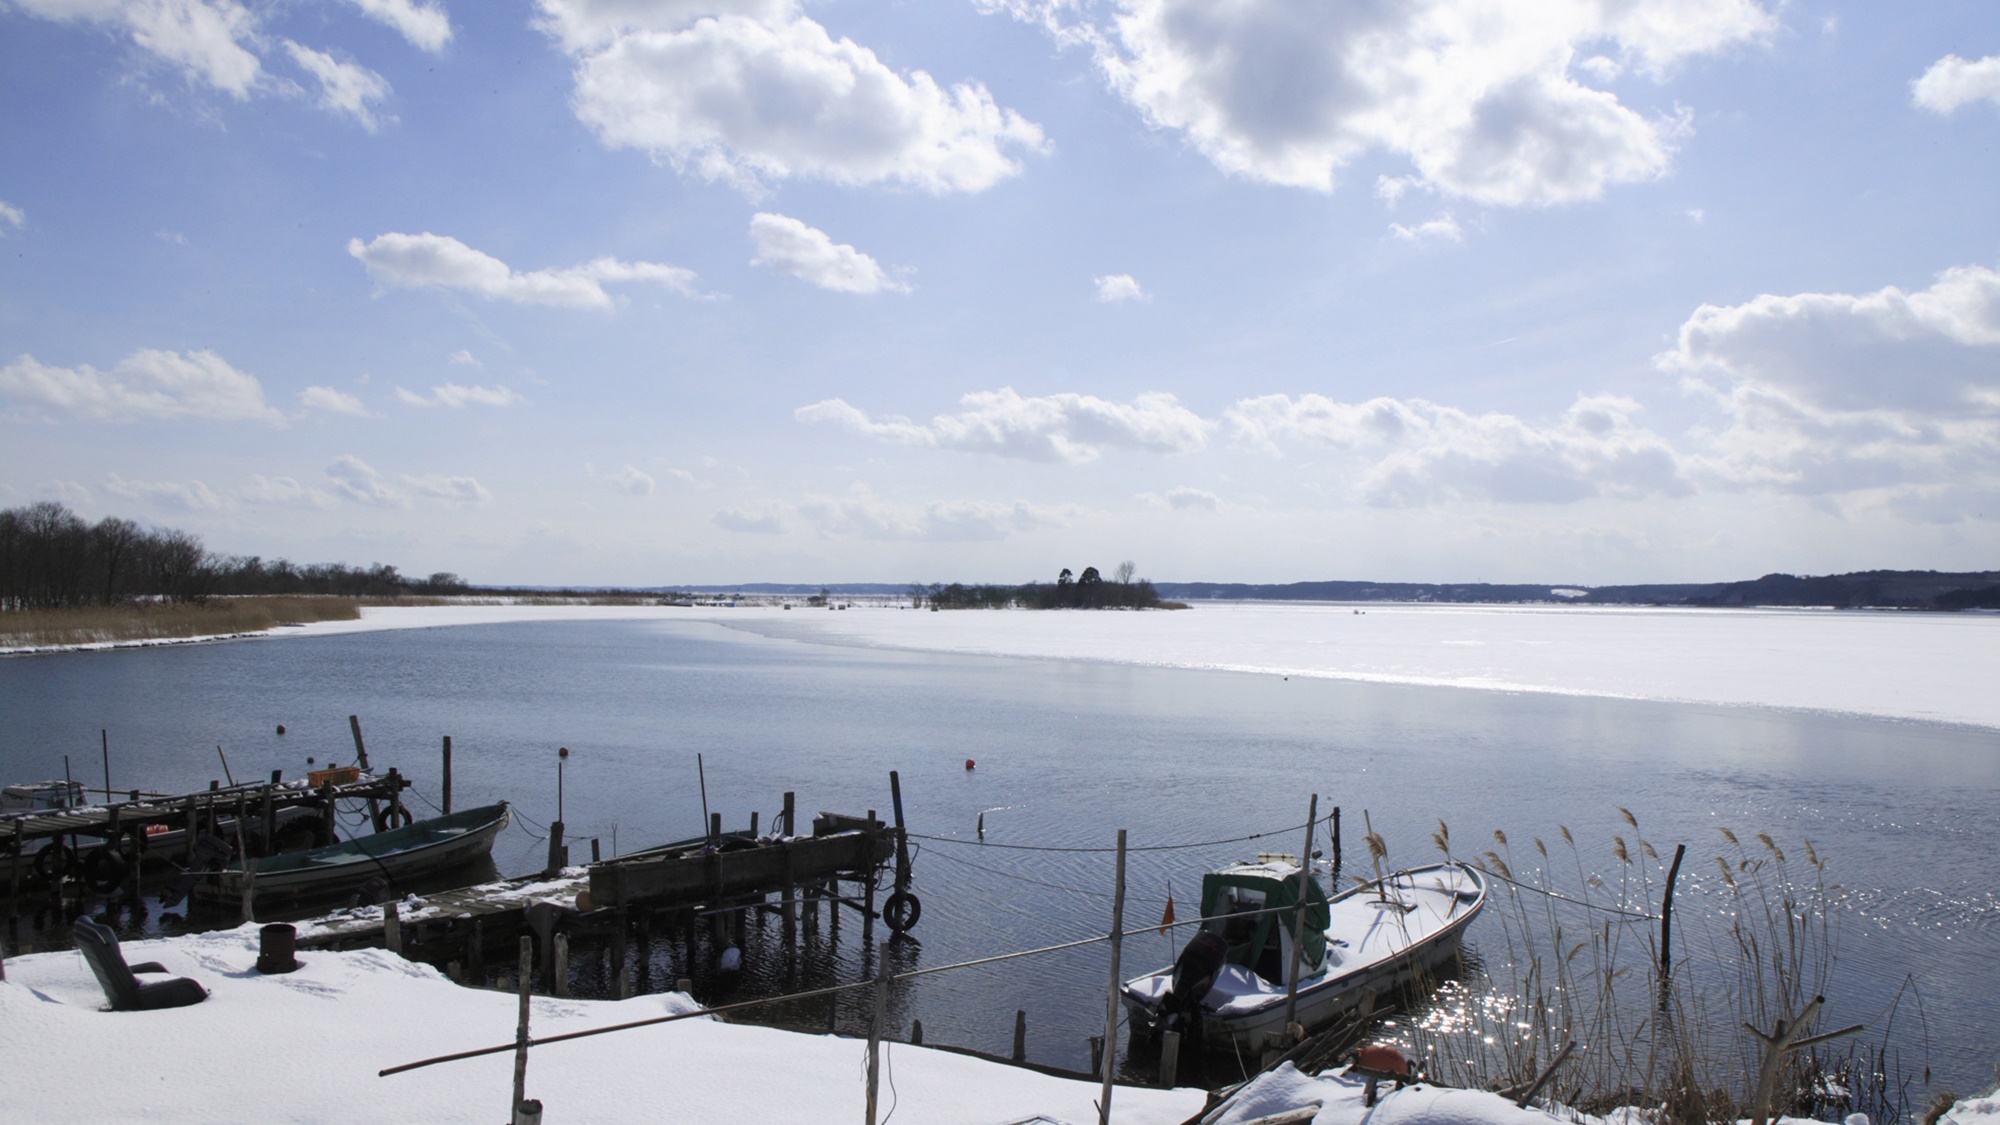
[0,596,361,647]
[1357,811,1917,1124]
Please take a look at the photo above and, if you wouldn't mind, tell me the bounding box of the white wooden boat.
[1122,858,1485,1055]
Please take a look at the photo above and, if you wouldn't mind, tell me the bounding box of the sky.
[1,0,1997,587]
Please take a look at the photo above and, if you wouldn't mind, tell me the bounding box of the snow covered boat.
[192,802,509,905]
[1122,858,1486,1056]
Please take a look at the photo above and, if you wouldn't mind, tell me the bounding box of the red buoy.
[964,758,976,771]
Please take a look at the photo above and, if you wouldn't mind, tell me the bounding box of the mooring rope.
[1473,864,1659,920]
[907,817,1314,854]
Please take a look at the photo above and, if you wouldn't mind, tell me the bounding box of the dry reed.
[0,596,360,648]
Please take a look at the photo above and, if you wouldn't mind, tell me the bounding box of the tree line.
[912,562,1167,610]
[0,501,466,611]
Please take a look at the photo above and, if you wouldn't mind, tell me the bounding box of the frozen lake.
[2,603,1995,1096]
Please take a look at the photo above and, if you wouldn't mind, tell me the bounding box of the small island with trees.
[911,562,1185,610]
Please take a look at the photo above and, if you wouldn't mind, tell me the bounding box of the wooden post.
[889,771,912,893]
[440,735,452,815]
[1748,996,1826,1125]
[101,729,111,802]
[546,821,566,878]
[384,901,402,956]
[910,1019,923,1046]
[1012,1009,1027,1061]
[612,914,630,1000]
[866,940,889,1125]
[1160,1030,1183,1088]
[512,935,533,1115]
[1659,842,1686,1007]
[1089,1035,1104,1077]
[1099,827,1128,1125]
[348,715,371,769]
[240,865,256,924]
[261,782,277,852]
[184,796,198,863]
[1283,794,1319,1038]
[469,918,486,983]
[862,841,878,946]
[782,791,796,837]
[553,933,570,998]
[749,811,758,836]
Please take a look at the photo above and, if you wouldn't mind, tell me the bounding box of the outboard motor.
[1159,929,1228,1035]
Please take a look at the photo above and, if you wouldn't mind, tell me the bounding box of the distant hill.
[1152,570,2000,610]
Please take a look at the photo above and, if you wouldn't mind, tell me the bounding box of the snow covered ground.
[7,926,1990,1125]
[260,600,2000,730]
[0,925,1200,1124]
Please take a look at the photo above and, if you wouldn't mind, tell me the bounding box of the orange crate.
[308,766,362,788]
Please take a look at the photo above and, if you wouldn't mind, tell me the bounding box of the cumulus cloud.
[749,213,907,293]
[1389,214,1463,243]
[395,382,524,408]
[1140,486,1220,510]
[0,201,23,232]
[1094,274,1146,302]
[591,463,655,495]
[349,232,699,308]
[284,41,393,131]
[991,0,1771,205]
[796,388,1211,463]
[0,348,284,423]
[713,506,785,534]
[799,485,1067,542]
[543,0,1045,193]
[241,475,335,508]
[1913,54,2000,114]
[300,385,369,415]
[104,473,226,511]
[1657,263,2000,507]
[347,0,451,52]
[12,0,266,96]
[1226,393,1691,506]
[325,454,488,507]
[448,349,481,367]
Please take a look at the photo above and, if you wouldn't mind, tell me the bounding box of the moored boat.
[192,801,510,906]
[1122,857,1485,1056]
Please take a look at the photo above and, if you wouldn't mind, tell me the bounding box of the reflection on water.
[1,618,1994,1096]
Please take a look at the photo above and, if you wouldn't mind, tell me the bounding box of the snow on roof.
[0,924,1202,1124]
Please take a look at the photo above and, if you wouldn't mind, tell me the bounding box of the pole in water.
[1283,793,1318,1037]
[1099,828,1127,1125]
[101,730,111,800]
[512,935,533,1114]
[217,746,235,788]
[557,747,568,823]
[1658,842,1686,1011]
[696,753,710,841]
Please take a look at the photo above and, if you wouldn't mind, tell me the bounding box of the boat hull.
[194,802,509,905]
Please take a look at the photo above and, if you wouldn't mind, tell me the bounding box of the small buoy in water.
[276,724,286,735]
[964,758,976,771]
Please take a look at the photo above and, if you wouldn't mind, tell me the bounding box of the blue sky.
[2,0,1997,586]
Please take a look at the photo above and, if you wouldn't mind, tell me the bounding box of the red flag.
[1159,885,1176,935]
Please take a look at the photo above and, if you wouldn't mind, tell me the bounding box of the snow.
[1946,1093,2000,1125]
[11,601,1996,729]
[0,925,1203,1124]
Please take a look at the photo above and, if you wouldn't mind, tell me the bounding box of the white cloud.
[12,0,264,97]
[0,201,23,232]
[1094,274,1146,302]
[0,348,283,423]
[395,382,524,408]
[325,455,489,507]
[799,485,1067,542]
[545,0,1046,193]
[592,463,655,495]
[300,385,369,415]
[995,0,1770,206]
[1140,486,1221,510]
[283,41,393,131]
[1226,393,1692,506]
[1657,263,2000,509]
[349,232,699,308]
[1914,54,2000,114]
[796,388,1212,463]
[1389,214,1463,243]
[156,229,188,244]
[713,505,785,534]
[103,473,227,511]
[749,213,907,293]
[241,475,335,508]
[346,0,451,52]
[447,349,481,367]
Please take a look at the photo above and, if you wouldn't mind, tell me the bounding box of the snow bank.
[0,926,1202,1124]
[1946,1092,2000,1125]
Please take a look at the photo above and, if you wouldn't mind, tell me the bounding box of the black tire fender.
[32,843,77,883]
[372,805,415,833]
[883,890,922,933]
[82,845,129,893]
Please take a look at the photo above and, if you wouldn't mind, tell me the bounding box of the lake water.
[2,614,1995,1098]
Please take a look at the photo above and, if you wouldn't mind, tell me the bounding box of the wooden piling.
[1283,794,1319,1038]
[1089,1035,1104,1077]
[1100,828,1128,1125]
[862,847,878,946]
[1012,1010,1027,1061]
[1659,842,1686,1005]
[546,821,566,878]
[469,918,486,983]
[184,796,198,863]
[553,933,570,998]
[1160,1031,1182,1088]
[384,902,401,956]
[512,936,533,1113]
[440,735,452,815]
[349,715,381,828]
[865,940,889,1125]
[782,792,795,837]
[749,811,758,836]
[910,1019,923,1046]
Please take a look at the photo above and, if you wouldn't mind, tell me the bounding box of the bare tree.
[1114,560,1136,586]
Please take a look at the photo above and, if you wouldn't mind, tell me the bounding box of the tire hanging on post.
[882,890,922,933]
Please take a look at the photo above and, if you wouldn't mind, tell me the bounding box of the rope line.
[1474,864,1659,920]
[922,844,1169,906]
[908,817,1314,854]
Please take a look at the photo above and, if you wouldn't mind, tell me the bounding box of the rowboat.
[1122,858,1485,1055]
[192,802,510,905]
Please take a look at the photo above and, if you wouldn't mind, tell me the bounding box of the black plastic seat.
[71,918,209,1011]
